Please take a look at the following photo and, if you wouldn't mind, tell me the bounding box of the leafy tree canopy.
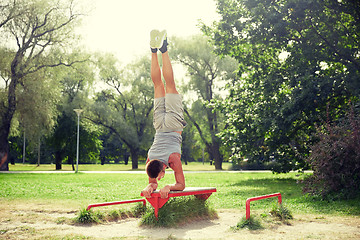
[203,0,360,172]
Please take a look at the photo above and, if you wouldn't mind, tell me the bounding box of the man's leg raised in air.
[151,52,165,99]
[159,38,179,95]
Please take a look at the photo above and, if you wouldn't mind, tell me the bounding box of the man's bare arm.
[159,153,185,198]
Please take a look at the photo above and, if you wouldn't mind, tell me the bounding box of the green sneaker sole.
[150,29,167,49]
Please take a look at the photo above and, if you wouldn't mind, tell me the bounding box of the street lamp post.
[74,109,84,173]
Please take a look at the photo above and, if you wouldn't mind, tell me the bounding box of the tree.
[0,0,20,29]
[46,113,102,170]
[180,124,198,164]
[45,57,100,170]
[99,131,126,165]
[89,54,154,169]
[172,35,238,170]
[202,0,360,172]
[0,0,84,170]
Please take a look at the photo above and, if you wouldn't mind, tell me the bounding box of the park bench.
[141,187,217,219]
[86,189,282,222]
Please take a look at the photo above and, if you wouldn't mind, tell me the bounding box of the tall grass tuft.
[233,203,293,230]
[270,203,293,222]
[75,208,102,224]
[232,215,264,230]
[140,196,218,227]
[74,203,147,224]
[132,202,147,217]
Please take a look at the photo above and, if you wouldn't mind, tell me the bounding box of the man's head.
[146,159,165,180]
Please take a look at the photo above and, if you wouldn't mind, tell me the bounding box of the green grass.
[1,171,359,217]
[8,162,232,171]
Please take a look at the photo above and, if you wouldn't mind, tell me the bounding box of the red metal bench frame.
[86,199,146,211]
[141,187,217,219]
[246,192,282,219]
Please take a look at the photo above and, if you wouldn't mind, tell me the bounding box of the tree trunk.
[124,154,129,165]
[55,151,62,170]
[0,111,10,170]
[211,140,223,170]
[0,120,11,171]
[130,148,138,169]
[207,107,223,170]
[0,152,8,171]
[22,132,26,164]
[37,138,41,166]
[0,55,21,171]
[68,156,75,171]
[0,87,18,170]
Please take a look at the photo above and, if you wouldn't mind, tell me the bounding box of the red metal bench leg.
[154,205,159,220]
[146,196,170,220]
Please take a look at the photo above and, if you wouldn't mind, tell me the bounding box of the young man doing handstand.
[141,30,186,199]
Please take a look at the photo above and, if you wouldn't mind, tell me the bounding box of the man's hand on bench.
[142,184,156,198]
[159,185,171,199]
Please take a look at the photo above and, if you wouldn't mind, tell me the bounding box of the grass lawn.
[1,170,359,216]
[7,162,233,171]
[1,169,360,240]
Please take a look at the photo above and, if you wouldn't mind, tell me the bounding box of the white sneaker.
[150,29,167,49]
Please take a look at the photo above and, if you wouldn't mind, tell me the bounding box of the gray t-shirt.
[147,132,182,167]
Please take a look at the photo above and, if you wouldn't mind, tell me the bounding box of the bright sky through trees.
[78,0,220,64]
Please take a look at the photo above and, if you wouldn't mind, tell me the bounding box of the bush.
[303,107,360,199]
[230,160,277,171]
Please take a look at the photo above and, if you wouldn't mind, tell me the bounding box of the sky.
[0,1,221,94]
[78,0,220,64]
